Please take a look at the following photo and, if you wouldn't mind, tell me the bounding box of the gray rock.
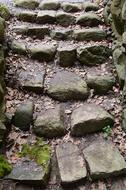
[14,0,39,9]
[83,2,99,12]
[29,43,57,61]
[77,44,111,65]
[39,0,60,10]
[62,2,82,12]
[0,17,5,42]
[83,141,126,179]
[57,46,76,67]
[37,11,56,24]
[86,74,115,94]
[73,28,106,41]
[76,13,102,27]
[18,63,45,93]
[110,177,126,190]
[71,104,114,136]
[10,41,27,55]
[47,70,89,101]
[0,121,6,144]
[56,11,75,26]
[56,142,87,184]
[13,101,34,131]
[122,108,126,132]
[17,11,37,22]
[6,160,50,185]
[50,29,73,40]
[33,105,66,138]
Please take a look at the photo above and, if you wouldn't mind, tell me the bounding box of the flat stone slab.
[56,11,75,26]
[76,13,102,27]
[73,28,106,41]
[37,11,56,24]
[33,105,67,138]
[57,45,76,67]
[83,141,126,180]
[13,25,50,38]
[71,103,114,136]
[29,43,57,61]
[77,44,111,66]
[10,40,27,55]
[18,62,46,93]
[47,70,89,101]
[17,11,37,22]
[6,160,50,185]
[56,142,87,184]
[86,74,115,94]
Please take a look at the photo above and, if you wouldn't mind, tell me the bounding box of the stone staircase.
[2,0,126,189]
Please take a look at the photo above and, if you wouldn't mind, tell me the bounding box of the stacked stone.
[0,4,10,145]
[105,0,126,132]
[2,0,126,188]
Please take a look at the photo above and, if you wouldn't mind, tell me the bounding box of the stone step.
[71,103,114,136]
[16,10,102,27]
[10,40,110,66]
[56,142,87,184]
[13,25,106,42]
[14,0,99,13]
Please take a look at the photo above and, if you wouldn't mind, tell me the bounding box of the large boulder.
[14,0,39,9]
[83,140,126,179]
[71,104,114,136]
[33,105,67,138]
[47,71,89,101]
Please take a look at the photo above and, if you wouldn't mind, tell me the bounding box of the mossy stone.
[0,17,5,42]
[14,0,39,9]
[0,4,10,20]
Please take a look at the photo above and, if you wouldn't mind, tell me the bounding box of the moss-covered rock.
[6,139,51,185]
[0,4,10,20]
[0,155,12,178]
[0,17,5,43]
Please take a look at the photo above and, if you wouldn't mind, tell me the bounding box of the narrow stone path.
[1,0,126,189]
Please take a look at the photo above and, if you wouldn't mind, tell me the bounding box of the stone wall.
[105,0,126,131]
[0,9,6,145]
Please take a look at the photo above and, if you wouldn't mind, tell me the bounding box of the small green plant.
[19,138,51,170]
[0,155,12,178]
[103,125,112,139]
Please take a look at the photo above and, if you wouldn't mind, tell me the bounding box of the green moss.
[0,155,12,178]
[0,4,10,20]
[19,138,51,169]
